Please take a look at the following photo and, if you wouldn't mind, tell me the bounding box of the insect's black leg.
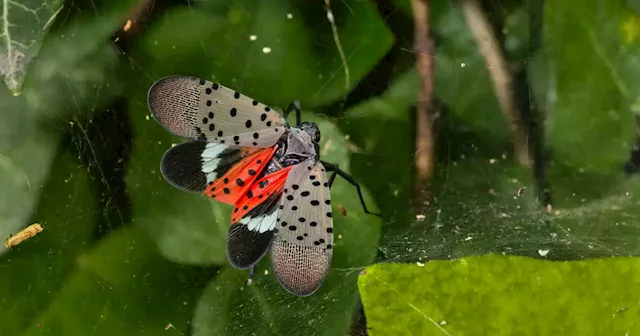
[243,266,255,287]
[321,161,382,217]
[282,100,302,126]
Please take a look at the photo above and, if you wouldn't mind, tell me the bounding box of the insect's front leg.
[282,100,302,126]
[321,161,382,218]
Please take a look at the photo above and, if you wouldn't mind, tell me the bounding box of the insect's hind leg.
[282,100,302,126]
[243,266,255,287]
[321,161,382,218]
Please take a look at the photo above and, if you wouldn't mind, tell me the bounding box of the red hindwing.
[203,146,277,204]
[231,166,293,224]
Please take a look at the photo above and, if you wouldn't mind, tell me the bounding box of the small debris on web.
[416,261,425,267]
[489,158,497,164]
[165,323,175,330]
[286,13,293,19]
[546,203,553,213]
[488,188,497,195]
[264,270,269,276]
[5,223,43,248]
[337,234,342,239]
[464,236,473,241]
[439,321,447,326]
[249,35,257,41]
[262,47,272,54]
[517,186,526,196]
[537,249,550,257]
[123,19,133,32]
[416,214,426,222]
[338,204,347,216]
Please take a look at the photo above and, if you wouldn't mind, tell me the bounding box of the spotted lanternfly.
[147,75,381,296]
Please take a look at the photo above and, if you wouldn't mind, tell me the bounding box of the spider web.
[3,0,640,335]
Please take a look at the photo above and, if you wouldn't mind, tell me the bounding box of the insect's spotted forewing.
[148,75,287,147]
[270,160,334,296]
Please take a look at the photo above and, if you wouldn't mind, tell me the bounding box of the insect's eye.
[314,129,321,143]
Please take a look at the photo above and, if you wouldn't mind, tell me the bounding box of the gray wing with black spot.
[147,75,287,147]
[271,160,333,296]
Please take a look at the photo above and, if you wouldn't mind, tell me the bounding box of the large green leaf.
[134,0,393,108]
[192,111,382,335]
[541,0,640,173]
[0,149,97,334]
[0,0,63,94]
[19,225,208,335]
[359,255,640,335]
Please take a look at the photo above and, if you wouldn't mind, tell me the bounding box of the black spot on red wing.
[298,217,306,223]
[289,226,297,231]
[310,221,317,227]
[327,227,333,233]
[296,236,303,240]
[247,190,254,198]
[224,178,229,184]
[312,181,321,186]
[258,195,263,199]
[223,188,230,194]
[257,160,262,164]
[236,178,245,187]
[326,212,332,217]
[230,108,237,117]
[310,200,320,206]
[243,205,248,210]
[246,120,252,128]
[248,169,256,176]
[261,113,267,121]
[234,208,238,213]
[301,191,310,196]
[286,195,294,201]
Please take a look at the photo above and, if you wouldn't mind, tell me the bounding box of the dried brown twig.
[410,0,436,201]
[460,0,530,166]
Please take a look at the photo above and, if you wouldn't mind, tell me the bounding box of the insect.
[5,223,43,248]
[147,75,381,296]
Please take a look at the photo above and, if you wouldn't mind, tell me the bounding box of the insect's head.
[299,122,321,143]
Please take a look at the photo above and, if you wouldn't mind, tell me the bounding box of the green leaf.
[0,0,63,94]
[541,0,640,173]
[134,0,393,107]
[19,225,208,335]
[192,111,382,335]
[0,148,97,333]
[125,86,228,265]
[359,255,640,335]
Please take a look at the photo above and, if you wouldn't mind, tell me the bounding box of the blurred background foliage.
[1,0,640,334]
